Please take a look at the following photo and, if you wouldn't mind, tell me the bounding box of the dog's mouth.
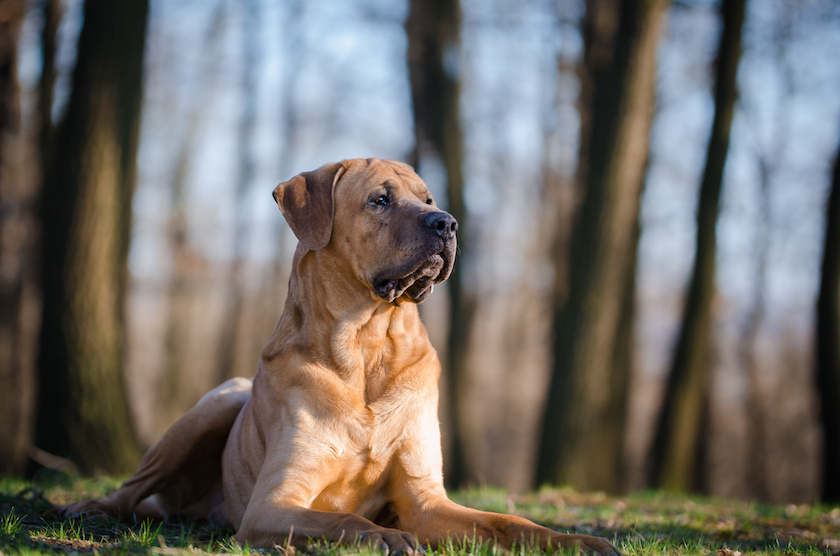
[373,248,453,304]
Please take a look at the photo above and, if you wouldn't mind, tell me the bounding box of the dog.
[54,158,620,555]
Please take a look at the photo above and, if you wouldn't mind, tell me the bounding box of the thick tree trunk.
[649,0,746,492]
[536,0,666,493]
[35,0,149,475]
[816,136,840,503]
[406,0,470,488]
[0,0,38,476]
[38,0,61,167]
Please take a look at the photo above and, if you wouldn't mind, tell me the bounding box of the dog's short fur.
[54,159,619,555]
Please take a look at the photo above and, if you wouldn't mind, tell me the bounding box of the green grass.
[2,475,839,555]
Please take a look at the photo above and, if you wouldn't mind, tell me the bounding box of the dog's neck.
[263,245,434,402]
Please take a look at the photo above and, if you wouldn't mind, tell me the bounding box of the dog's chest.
[309,400,407,516]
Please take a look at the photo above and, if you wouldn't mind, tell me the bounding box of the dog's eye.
[370,194,390,207]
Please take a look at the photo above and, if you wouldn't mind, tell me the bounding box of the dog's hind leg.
[52,377,252,524]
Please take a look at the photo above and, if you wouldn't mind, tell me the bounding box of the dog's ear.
[273,162,346,250]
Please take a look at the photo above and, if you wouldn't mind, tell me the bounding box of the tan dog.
[54,159,620,556]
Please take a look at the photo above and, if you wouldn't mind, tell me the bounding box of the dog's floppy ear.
[273,162,346,250]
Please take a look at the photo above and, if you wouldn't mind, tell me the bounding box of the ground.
[1,474,838,555]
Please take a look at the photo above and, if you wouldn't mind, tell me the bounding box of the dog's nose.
[424,211,458,239]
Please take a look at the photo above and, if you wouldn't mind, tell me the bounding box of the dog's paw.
[553,533,621,556]
[358,529,424,556]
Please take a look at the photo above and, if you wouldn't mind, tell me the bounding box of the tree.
[649,0,747,492]
[215,0,260,385]
[38,0,61,167]
[0,0,37,476]
[405,0,471,487]
[158,2,226,432]
[35,0,149,475]
[536,0,667,492]
[816,134,840,503]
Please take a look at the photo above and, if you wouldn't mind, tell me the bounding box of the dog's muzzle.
[374,211,457,304]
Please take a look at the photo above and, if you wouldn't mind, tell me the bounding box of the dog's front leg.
[400,497,621,555]
[388,466,620,556]
[232,448,422,553]
[235,503,421,553]
[389,414,621,555]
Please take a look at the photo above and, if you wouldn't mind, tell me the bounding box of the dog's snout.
[424,211,458,239]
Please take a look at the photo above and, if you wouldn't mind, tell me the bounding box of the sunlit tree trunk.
[649,0,746,492]
[406,0,470,488]
[816,136,840,503]
[740,155,771,501]
[161,186,195,429]
[0,0,38,476]
[536,0,666,493]
[216,0,260,385]
[159,3,226,431]
[35,0,148,475]
[740,4,794,503]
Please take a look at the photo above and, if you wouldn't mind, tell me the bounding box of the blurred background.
[1,0,839,506]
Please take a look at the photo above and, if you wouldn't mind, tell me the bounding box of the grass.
[1,474,839,555]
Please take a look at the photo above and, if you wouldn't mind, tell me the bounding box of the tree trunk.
[35,0,149,475]
[649,0,746,492]
[38,0,61,167]
[816,135,840,503]
[612,213,642,492]
[536,0,666,493]
[160,117,202,430]
[0,0,38,476]
[740,155,771,501]
[216,0,259,385]
[159,3,226,431]
[406,0,470,488]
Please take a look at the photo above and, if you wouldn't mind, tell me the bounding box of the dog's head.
[273,158,457,304]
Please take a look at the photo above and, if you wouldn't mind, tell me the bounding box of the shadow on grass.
[4,481,839,555]
[1,484,238,555]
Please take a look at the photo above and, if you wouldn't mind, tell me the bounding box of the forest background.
[1,0,839,508]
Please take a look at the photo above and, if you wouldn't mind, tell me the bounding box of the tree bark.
[216,0,259,385]
[536,0,666,493]
[406,0,470,488]
[38,0,61,168]
[0,0,38,476]
[649,0,746,492]
[740,155,771,501]
[35,0,149,475]
[158,3,226,431]
[816,135,840,503]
